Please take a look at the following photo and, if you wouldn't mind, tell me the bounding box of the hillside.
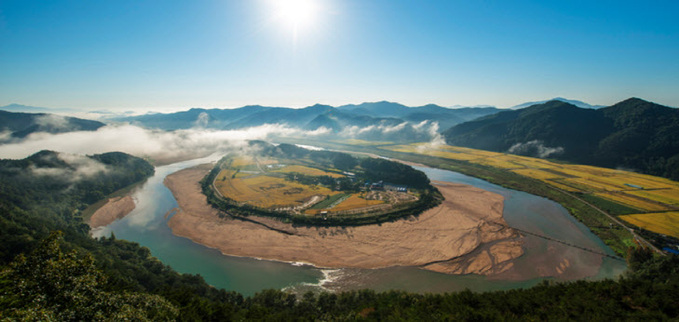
[0,110,105,141]
[443,98,679,181]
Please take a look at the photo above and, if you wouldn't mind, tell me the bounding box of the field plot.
[332,194,385,212]
[511,169,562,180]
[272,165,344,178]
[382,143,679,213]
[215,174,335,208]
[620,212,679,239]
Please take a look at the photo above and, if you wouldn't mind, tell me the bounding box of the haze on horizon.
[1,0,678,111]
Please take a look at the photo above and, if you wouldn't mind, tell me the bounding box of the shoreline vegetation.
[164,164,525,275]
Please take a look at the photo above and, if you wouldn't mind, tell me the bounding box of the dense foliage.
[444,98,679,180]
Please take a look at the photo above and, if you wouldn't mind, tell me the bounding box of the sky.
[1,0,678,111]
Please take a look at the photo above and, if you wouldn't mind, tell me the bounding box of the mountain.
[0,110,105,141]
[509,97,604,110]
[0,103,54,113]
[443,98,679,180]
[115,102,501,139]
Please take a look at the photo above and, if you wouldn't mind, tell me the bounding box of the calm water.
[93,157,626,296]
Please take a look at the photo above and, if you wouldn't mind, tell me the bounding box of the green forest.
[1,150,678,320]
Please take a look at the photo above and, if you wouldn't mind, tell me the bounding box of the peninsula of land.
[164,164,524,275]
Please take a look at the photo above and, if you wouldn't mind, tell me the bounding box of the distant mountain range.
[443,98,679,181]
[0,110,105,142]
[111,101,502,141]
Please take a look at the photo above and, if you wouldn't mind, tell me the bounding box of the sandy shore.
[164,164,524,275]
[89,196,136,228]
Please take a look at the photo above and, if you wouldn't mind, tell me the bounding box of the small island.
[201,141,442,226]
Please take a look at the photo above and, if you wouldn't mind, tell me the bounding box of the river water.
[93,156,626,297]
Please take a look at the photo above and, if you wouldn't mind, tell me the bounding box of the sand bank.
[164,164,524,275]
[89,196,136,228]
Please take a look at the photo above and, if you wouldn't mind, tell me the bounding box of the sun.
[273,0,319,31]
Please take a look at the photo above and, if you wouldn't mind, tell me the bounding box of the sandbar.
[89,196,136,228]
[164,164,524,275]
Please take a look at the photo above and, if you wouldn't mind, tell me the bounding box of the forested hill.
[0,110,105,141]
[443,98,679,181]
[0,151,154,258]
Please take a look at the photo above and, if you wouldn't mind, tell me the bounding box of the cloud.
[0,123,331,163]
[193,112,209,128]
[336,121,440,142]
[508,140,564,158]
[34,114,70,130]
[28,152,110,182]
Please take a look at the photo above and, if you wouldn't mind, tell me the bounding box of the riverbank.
[164,164,524,275]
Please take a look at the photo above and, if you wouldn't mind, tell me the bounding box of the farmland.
[385,143,679,213]
[377,143,679,248]
[205,143,437,226]
[214,169,336,209]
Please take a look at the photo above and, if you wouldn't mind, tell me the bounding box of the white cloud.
[508,140,565,158]
[34,114,70,130]
[29,152,110,182]
[0,123,331,163]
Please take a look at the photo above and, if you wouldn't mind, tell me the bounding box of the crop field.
[382,143,679,213]
[215,174,334,208]
[620,212,679,239]
[272,165,344,178]
[332,194,385,212]
[625,189,679,206]
[512,169,562,180]
[594,192,668,212]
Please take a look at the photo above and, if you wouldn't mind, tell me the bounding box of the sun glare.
[274,0,318,31]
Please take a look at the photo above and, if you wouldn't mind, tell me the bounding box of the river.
[93,155,626,297]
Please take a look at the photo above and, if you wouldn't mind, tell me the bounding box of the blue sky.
[1,0,678,111]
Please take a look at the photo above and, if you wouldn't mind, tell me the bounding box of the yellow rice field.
[272,165,344,178]
[620,212,679,239]
[331,194,385,212]
[381,142,679,213]
[594,192,668,212]
[511,169,562,180]
[215,174,334,208]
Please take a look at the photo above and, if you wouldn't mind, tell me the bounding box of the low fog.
[0,116,444,164]
[0,123,332,164]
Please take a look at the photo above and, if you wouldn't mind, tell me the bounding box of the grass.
[309,193,350,210]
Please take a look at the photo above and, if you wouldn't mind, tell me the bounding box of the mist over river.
[93,156,626,297]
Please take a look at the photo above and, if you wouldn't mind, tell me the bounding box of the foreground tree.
[0,231,177,321]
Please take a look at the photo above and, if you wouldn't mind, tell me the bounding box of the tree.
[0,231,178,321]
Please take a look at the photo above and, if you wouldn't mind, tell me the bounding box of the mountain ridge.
[443,98,679,180]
